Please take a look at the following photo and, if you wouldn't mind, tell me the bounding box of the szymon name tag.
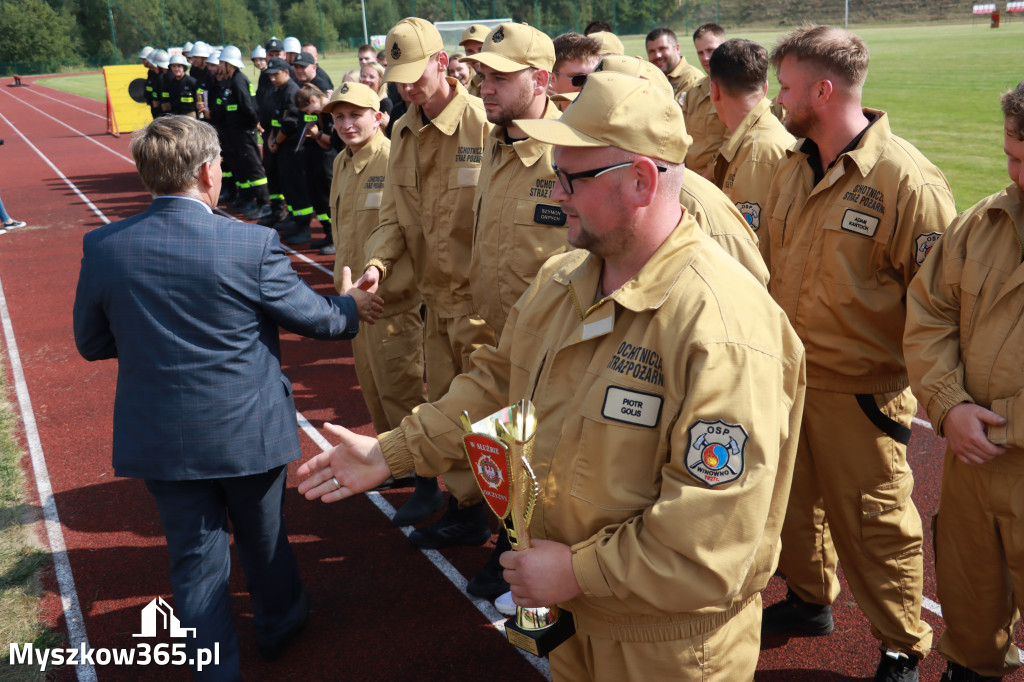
[602,386,662,428]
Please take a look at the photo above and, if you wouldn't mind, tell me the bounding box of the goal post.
[434,19,512,52]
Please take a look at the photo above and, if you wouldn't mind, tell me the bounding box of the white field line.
[0,109,106,681]
[13,81,108,120]
[1,85,134,164]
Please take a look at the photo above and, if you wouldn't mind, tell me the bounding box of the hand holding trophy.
[461,399,575,656]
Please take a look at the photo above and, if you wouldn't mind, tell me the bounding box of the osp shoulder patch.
[686,419,747,487]
[736,201,761,230]
[915,231,941,266]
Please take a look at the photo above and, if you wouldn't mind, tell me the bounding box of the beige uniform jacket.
[379,216,806,640]
[470,99,566,337]
[905,183,1024,473]
[467,72,482,98]
[329,131,419,314]
[364,78,491,318]
[683,76,728,179]
[681,171,770,287]
[713,97,796,260]
[763,109,956,393]
[667,57,703,107]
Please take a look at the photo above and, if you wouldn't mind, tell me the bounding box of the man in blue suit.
[73,115,382,681]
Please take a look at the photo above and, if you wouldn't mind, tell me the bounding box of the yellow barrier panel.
[103,65,151,136]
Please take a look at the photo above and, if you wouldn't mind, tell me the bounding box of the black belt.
[855,393,912,445]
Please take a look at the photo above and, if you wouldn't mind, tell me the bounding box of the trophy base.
[503,609,575,657]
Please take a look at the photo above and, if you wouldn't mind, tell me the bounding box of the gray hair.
[129,116,220,195]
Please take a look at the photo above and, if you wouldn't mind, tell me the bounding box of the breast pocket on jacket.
[511,200,568,276]
[570,379,670,511]
[818,206,895,289]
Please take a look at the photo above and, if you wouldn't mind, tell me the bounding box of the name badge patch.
[363,191,382,209]
[534,204,566,226]
[840,209,879,238]
[686,419,747,486]
[601,386,662,428]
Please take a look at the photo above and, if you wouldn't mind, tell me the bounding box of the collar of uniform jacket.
[988,182,1024,244]
[788,108,888,182]
[553,215,704,316]
[718,96,772,164]
[489,98,561,167]
[412,77,474,136]
[343,129,386,175]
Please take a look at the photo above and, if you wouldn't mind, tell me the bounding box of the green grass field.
[43,22,1022,211]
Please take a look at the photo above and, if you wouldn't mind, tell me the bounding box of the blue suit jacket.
[73,197,359,480]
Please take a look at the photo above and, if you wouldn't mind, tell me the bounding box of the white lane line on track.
[912,416,932,430]
[0,109,101,682]
[0,112,112,226]
[0,267,97,682]
[1,86,135,165]
[12,81,107,120]
[298,418,551,680]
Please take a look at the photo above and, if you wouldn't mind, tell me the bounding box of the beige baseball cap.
[383,17,445,84]
[461,22,555,73]
[593,55,674,99]
[589,31,625,55]
[459,24,491,46]
[322,82,380,114]
[516,72,689,163]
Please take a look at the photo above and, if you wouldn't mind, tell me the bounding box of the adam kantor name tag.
[840,209,879,237]
[602,386,662,428]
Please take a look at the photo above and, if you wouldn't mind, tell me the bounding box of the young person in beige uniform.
[759,25,956,681]
[359,18,494,542]
[708,38,795,260]
[549,32,602,110]
[458,20,566,606]
[589,54,769,287]
[904,82,1024,682]
[682,24,728,180]
[325,83,426,438]
[298,72,806,682]
[458,24,489,97]
[645,27,702,105]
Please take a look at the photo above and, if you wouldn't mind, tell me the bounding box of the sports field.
[1,18,1023,681]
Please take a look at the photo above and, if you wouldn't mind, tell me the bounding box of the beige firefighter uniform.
[904,183,1024,677]
[470,98,566,338]
[364,78,495,502]
[682,76,728,180]
[329,130,426,433]
[377,215,806,681]
[666,57,703,108]
[712,96,795,263]
[467,71,482,98]
[681,170,769,287]
[763,109,956,657]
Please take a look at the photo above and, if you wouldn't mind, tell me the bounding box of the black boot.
[874,649,919,682]
[466,527,511,599]
[391,476,444,526]
[408,495,491,549]
[939,661,1002,682]
[761,590,834,637]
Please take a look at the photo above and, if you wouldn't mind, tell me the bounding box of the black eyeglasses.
[551,161,667,195]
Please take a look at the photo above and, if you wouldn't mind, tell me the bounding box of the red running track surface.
[0,75,1020,681]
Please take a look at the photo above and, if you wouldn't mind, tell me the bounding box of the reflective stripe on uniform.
[227,104,238,111]
[250,177,268,187]
[303,114,318,122]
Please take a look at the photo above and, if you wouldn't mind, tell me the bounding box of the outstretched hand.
[339,266,383,323]
[297,423,393,502]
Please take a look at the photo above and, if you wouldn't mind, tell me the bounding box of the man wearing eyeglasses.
[299,71,806,681]
[456,20,568,607]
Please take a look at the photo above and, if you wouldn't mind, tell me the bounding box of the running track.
[0,75,1019,681]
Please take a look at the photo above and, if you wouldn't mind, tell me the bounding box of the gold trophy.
[460,399,575,656]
